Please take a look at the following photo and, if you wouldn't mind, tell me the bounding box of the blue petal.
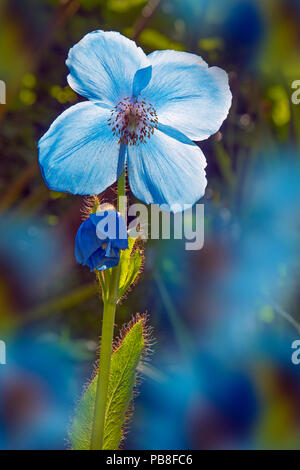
[142,50,232,141]
[104,240,119,259]
[66,30,149,106]
[132,66,152,97]
[75,218,103,265]
[90,210,129,249]
[127,124,207,212]
[90,211,114,239]
[148,50,209,67]
[88,247,120,271]
[90,211,128,247]
[38,102,124,195]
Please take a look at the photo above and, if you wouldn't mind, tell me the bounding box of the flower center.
[108,96,158,146]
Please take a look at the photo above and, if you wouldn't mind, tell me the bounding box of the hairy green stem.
[90,170,126,450]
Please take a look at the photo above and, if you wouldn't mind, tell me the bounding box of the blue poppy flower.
[75,210,128,271]
[38,31,232,211]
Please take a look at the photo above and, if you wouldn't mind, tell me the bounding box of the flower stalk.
[90,170,126,450]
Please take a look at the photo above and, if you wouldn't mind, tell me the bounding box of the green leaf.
[118,237,143,300]
[69,315,147,450]
[107,0,146,13]
[198,37,224,51]
[138,29,185,51]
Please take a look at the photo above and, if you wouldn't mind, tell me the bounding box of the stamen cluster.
[108,96,158,146]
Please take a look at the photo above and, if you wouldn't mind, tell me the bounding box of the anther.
[108,96,158,146]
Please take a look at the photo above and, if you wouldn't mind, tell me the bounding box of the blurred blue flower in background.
[214,156,300,347]
[0,336,79,450]
[169,0,264,68]
[221,0,264,66]
[0,217,63,304]
[129,153,300,450]
[38,30,232,210]
[130,353,259,450]
[75,210,128,271]
[129,331,300,450]
[0,218,60,284]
